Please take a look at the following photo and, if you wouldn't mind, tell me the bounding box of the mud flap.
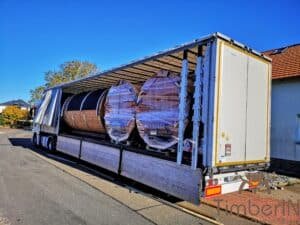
[121,151,202,204]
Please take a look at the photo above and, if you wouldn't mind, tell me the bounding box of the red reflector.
[249,181,259,189]
[205,185,222,197]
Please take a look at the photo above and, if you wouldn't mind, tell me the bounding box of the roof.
[0,99,30,108]
[48,32,271,94]
[263,44,300,79]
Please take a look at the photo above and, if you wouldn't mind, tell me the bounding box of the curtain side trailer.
[32,33,271,204]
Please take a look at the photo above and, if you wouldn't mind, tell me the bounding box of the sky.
[0,0,299,103]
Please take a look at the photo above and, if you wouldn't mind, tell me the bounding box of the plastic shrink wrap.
[104,81,139,142]
[136,71,191,150]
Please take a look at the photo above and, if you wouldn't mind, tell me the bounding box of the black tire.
[32,133,38,147]
[47,138,56,152]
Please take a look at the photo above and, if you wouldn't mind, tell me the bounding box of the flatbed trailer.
[32,32,271,204]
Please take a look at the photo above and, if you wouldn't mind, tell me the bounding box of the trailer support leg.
[177,50,189,165]
[191,45,204,170]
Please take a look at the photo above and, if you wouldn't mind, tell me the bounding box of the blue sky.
[0,0,299,103]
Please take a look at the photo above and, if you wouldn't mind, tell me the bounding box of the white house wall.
[271,78,300,161]
[0,106,29,113]
[0,106,5,113]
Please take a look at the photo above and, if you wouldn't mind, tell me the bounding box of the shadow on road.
[9,138,32,148]
[8,137,181,204]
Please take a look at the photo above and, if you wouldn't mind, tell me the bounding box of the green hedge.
[0,114,4,126]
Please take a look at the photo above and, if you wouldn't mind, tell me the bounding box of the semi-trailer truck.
[32,33,271,204]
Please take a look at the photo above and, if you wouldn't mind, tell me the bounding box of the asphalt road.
[0,129,157,225]
[0,129,211,225]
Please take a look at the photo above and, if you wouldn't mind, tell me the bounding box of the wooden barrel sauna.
[63,89,107,133]
[136,71,191,150]
[104,81,139,142]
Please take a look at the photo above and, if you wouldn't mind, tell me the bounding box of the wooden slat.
[120,69,153,79]
[133,64,161,74]
[153,58,183,70]
[93,75,131,85]
[172,51,198,64]
[122,67,155,77]
[143,61,181,73]
[166,55,196,66]
[102,73,145,83]
[159,56,196,70]
[145,60,189,74]
[112,71,149,81]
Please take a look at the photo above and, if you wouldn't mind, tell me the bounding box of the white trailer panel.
[246,57,270,161]
[212,40,271,167]
[215,42,248,165]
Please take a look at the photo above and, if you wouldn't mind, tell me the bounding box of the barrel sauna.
[104,81,139,142]
[136,71,191,150]
[63,89,107,133]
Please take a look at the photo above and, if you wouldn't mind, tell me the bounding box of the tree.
[1,106,29,126]
[0,114,4,126]
[29,60,98,104]
[29,86,46,105]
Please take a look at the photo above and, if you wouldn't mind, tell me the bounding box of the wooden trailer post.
[177,50,189,165]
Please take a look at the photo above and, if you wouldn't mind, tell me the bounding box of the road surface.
[0,129,211,225]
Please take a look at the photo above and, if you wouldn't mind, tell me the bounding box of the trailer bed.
[56,134,202,204]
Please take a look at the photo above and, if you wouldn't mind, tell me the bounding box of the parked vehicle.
[32,33,271,204]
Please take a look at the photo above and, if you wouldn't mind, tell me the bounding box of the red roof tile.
[263,44,300,79]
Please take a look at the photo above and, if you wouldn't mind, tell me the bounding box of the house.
[0,99,31,113]
[264,44,300,175]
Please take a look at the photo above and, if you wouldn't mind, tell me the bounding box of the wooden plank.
[122,68,155,77]
[144,61,181,73]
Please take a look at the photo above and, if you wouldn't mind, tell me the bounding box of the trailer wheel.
[32,133,38,147]
[47,138,56,152]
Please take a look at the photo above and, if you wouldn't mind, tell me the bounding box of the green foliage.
[29,86,46,105]
[1,106,29,126]
[0,114,4,126]
[29,60,98,104]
